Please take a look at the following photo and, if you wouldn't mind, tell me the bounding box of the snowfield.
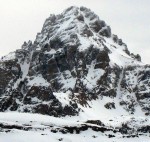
[0,112,150,142]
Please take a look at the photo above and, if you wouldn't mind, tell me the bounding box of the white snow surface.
[0,112,150,142]
[27,74,50,87]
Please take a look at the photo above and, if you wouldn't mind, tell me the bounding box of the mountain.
[0,6,150,141]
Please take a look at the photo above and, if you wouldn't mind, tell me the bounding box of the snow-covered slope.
[0,6,150,141]
[0,112,150,142]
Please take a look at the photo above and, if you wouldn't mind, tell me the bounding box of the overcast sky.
[0,0,150,63]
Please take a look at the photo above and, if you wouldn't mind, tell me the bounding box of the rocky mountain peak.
[0,6,149,119]
[34,6,142,67]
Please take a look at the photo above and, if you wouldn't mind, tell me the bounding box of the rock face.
[0,6,149,118]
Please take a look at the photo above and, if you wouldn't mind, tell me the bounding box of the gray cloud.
[0,0,150,63]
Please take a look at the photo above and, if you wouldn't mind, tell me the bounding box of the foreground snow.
[0,112,149,142]
[1,129,149,142]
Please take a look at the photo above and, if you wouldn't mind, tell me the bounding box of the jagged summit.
[29,6,141,69]
[2,6,141,66]
[36,6,125,51]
